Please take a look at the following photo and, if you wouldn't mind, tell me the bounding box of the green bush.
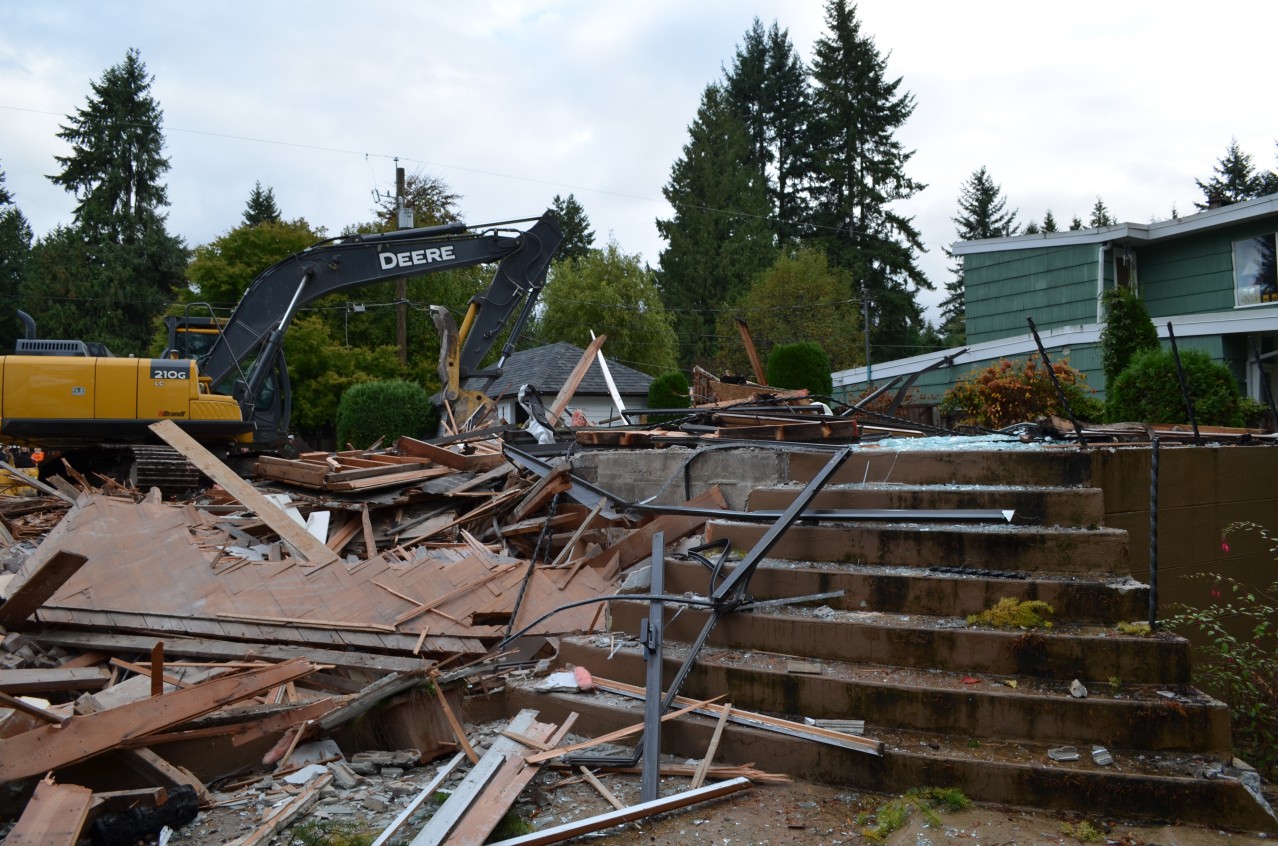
[1099,287,1159,384]
[335,379,438,449]
[646,371,690,423]
[1104,348,1244,425]
[940,356,1103,429]
[766,341,833,397]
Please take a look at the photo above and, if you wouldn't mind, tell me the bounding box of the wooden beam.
[0,659,316,783]
[523,695,723,764]
[149,420,339,566]
[690,702,732,789]
[0,667,110,694]
[734,317,768,385]
[0,550,88,626]
[548,334,607,423]
[5,778,93,846]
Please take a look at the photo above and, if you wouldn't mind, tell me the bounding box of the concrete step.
[748,483,1106,528]
[788,447,1098,488]
[502,681,1278,833]
[655,557,1149,626]
[556,637,1230,754]
[706,520,1130,578]
[606,601,1190,685]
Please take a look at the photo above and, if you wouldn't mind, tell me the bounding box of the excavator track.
[127,445,205,493]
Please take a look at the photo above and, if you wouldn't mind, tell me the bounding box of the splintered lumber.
[150,420,340,566]
[690,702,733,789]
[395,437,506,472]
[0,460,76,504]
[0,550,88,625]
[486,777,753,846]
[5,778,93,846]
[0,690,68,726]
[523,695,723,764]
[548,334,607,423]
[593,677,882,756]
[0,658,316,783]
[227,772,333,846]
[372,753,467,846]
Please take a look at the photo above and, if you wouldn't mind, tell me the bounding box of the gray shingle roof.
[463,342,653,399]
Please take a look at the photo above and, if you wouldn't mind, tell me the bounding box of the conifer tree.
[1042,211,1059,233]
[0,166,32,351]
[242,181,282,226]
[724,19,813,243]
[805,0,929,363]
[941,167,1017,344]
[1195,138,1269,209]
[551,193,595,264]
[31,48,186,354]
[1089,197,1116,228]
[656,83,776,370]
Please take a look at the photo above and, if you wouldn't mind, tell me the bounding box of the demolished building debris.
[1,388,1276,843]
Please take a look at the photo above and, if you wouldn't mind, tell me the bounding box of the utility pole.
[395,163,410,366]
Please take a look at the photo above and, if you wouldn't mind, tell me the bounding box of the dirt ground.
[167,763,1276,846]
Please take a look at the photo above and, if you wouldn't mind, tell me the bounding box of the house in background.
[463,341,652,427]
[833,193,1278,410]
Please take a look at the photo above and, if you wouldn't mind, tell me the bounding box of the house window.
[1115,248,1136,291]
[1233,234,1278,307]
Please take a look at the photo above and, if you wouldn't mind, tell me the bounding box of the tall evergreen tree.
[1069,215,1084,231]
[1195,138,1268,209]
[0,166,32,351]
[31,48,186,353]
[656,83,776,370]
[724,19,813,243]
[49,48,172,246]
[1089,197,1116,228]
[941,167,1017,344]
[805,0,930,363]
[242,181,282,226]
[551,193,595,264]
[1042,211,1059,233]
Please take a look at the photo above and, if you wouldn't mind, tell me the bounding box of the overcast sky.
[2,1,1277,323]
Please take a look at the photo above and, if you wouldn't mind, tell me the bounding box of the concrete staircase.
[505,446,1277,832]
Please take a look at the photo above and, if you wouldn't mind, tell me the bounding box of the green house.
[833,194,1278,411]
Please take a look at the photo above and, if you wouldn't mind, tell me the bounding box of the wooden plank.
[0,658,316,782]
[523,695,724,764]
[432,672,478,764]
[226,773,332,846]
[118,746,208,802]
[28,629,424,674]
[5,778,93,846]
[0,460,76,504]
[548,334,607,423]
[394,437,506,472]
[325,466,454,491]
[690,702,732,789]
[0,689,68,725]
[734,317,768,386]
[360,504,377,555]
[411,710,544,846]
[485,778,752,846]
[578,767,625,810]
[372,753,467,846]
[0,550,89,625]
[149,420,339,566]
[392,562,522,626]
[0,667,110,694]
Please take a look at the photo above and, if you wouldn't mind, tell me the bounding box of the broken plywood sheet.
[25,494,612,652]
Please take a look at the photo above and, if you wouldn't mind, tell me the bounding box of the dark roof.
[463,342,653,399]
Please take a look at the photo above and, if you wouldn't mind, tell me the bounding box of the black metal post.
[1165,322,1201,445]
[1148,436,1159,631]
[641,532,665,802]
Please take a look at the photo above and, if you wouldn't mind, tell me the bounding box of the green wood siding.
[964,245,1100,343]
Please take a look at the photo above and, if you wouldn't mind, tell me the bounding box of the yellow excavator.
[0,211,562,488]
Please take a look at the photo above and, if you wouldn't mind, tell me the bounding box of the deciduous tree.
[536,240,677,376]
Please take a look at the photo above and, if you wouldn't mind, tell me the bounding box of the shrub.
[1104,348,1244,425]
[1166,521,1277,779]
[940,356,1102,429]
[646,371,690,423]
[1098,287,1159,385]
[335,379,437,449]
[766,341,833,397]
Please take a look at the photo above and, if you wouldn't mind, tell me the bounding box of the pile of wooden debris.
[0,354,943,845]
